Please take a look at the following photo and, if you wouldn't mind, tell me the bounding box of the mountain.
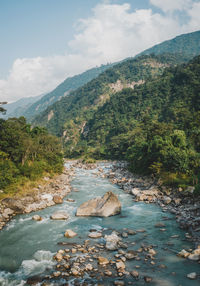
[32,30,200,133]
[33,53,180,136]
[77,55,200,188]
[139,30,200,59]
[0,95,43,119]
[21,64,114,120]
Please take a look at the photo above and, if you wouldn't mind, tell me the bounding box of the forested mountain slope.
[33,54,182,135]
[78,56,200,188]
[139,30,200,59]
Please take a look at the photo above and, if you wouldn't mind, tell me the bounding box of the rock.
[174,198,181,205]
[64,229,77,238]
[149,249,156,256]
[98,256,109,265]
[76,191,121,217]
[1,198,24,213]
[116,261,125,270]
[50,211,69,220]
[188,253,200,261]
[54,253,63,262]
[187,272,197,279]
[71,268,80,276]
[53,195,63,204]
[186,186,195,193]
[131,270,139,278]
[26,276,43,285]
[163,196,172,204]
[193,246,200,255]
[144,276,153,283]
[66,198,75,202]
[125,252,137,260]
[121,232,128,238]
[2,208,14,219]
[88,232,102,238]
[177,249,190,258]
[104,270,112,276]
[131,188,141,196]
[85,264,93,271]
[53,271,61,277]
[155,222,165,228]
[32,215,42,221]
[105,231,121,250]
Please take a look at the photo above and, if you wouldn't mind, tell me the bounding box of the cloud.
[0,1,200,102]
[150,0,194,12]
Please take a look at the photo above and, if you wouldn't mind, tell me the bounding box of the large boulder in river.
[76,191,121,217]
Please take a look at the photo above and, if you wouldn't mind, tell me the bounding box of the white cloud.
[0,1,200,103]
[150,0,194,12]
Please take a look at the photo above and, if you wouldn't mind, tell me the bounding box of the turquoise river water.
[0,163,199,285]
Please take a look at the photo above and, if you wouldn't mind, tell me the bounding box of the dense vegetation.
[0,116,63,193]
[33,54,181,135]
[75,56,200,190]
[140,30,200,59]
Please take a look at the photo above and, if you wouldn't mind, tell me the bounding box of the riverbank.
[0,164,75,231]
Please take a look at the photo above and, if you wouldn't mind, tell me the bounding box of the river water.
[0,163,199,285]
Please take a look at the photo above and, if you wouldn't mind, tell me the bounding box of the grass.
[0,172,59,201]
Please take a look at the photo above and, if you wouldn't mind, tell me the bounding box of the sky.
[0,0,200,103]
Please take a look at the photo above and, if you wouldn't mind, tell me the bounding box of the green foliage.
[0,117,63,191]
[59,55,200,188]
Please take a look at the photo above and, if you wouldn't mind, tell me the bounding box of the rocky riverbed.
[0,160,199,285]
[70,160,200,245]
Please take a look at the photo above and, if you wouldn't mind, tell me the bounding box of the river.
[0,163,199,285]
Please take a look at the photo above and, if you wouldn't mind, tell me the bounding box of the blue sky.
[0,0,200,102]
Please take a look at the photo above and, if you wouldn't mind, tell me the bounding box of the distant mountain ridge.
[139,30,200,58]
[0,94,43,119]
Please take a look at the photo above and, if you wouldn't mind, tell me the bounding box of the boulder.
[32,215,42,221]
[1,198,24,213]
[2,208,14,219]
[177,249,190,258]
[187,272,197,280]
[50,211,69,220]
[98,256,109,265]
[64,229,77,238]
[53,195,63,204]
[105,231,121,250]
[188,253,200,261]
[76,191,121,217]
[163,196,172,204]
[88,232,102,238]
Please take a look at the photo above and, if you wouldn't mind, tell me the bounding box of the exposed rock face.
[76,191,121,217]
[50,211,69,220]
